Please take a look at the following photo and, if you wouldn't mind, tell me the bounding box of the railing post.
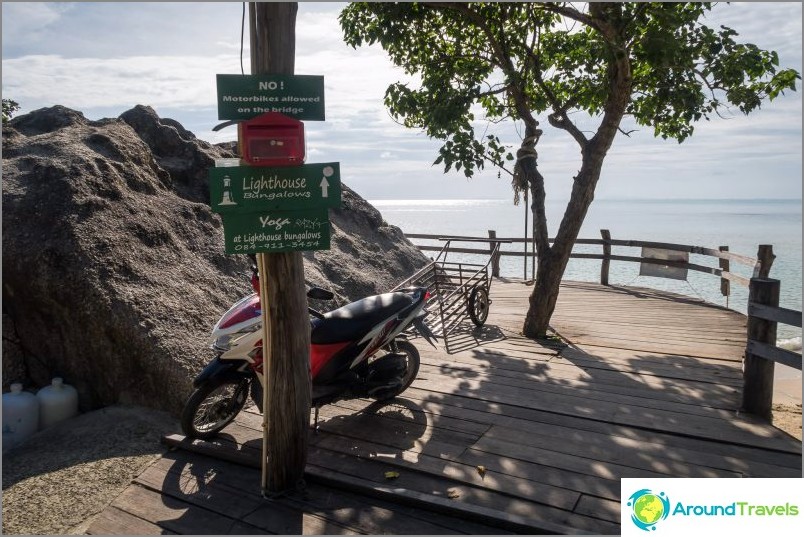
[600,229,611,285]
[741,278,780,421]
[753,244,775,279]
[719,245,730,308]
[487,229,500,278]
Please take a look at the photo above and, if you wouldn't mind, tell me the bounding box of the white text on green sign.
[222,209,331,254]
[217,74,325,121]
[210,163,341,214]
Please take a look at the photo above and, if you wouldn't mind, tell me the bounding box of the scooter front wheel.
[181,377,249,439]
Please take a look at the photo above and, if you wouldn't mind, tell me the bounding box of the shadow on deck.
[89,280,802,535]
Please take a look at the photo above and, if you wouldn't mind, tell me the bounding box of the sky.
[2,2,802,202]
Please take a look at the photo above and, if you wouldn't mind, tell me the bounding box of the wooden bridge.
[89,279,801,535]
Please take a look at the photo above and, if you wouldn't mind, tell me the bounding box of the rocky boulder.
[2,105,427,414]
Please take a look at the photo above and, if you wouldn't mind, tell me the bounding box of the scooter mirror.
[307,287,334,301]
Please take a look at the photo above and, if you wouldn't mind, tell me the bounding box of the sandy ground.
[1,405,179,535]
[772,403,803,441]
[772,364,802,441]
[1,399,801,535]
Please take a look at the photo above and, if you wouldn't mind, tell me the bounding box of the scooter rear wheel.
[181,377,249,439]
[370,340,421,401]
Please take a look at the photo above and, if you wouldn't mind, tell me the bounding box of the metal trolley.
[394,237,511,337]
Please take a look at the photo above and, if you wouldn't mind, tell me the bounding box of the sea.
[370,198,803,349]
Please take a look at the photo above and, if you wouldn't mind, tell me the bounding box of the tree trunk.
[521,5,632,339]
[522,162,601,338]
[250,1,311,494]
[523,250,563,337]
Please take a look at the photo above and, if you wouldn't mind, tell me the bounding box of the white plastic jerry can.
[2,383,40,452]
[36,377,79,429]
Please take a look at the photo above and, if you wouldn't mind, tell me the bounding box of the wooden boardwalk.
[89,279,801,535]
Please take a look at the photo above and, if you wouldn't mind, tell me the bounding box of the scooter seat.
[311,292,414,345]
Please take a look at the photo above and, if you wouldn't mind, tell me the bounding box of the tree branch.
[539,2,599,32]
[425,2,538,129]
[478,85,511,98]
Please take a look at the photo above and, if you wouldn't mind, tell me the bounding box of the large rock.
[2,105,427,413]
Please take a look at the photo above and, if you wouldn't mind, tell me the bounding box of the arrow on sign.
[320,177,330,198]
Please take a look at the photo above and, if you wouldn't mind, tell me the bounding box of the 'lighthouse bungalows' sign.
[209,163,341,214]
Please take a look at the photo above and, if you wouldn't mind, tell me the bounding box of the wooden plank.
[110,484,266,535]
[145,450,380,535]
[163,434,603,534]
[156,440,511,535]
[558,343,743,373]
[133,454,364,535]
[550,332,743,361]
[413,375,798,453]
[425,345,743,398]
[574,494,622,524]
[418,352,742,409]
[406,390,801,478]
[416,361,740,416]
[307,462,609,535]
[470,435,698,481]
[456,448,621,501]
[479,425,742,478]
[399,387,802,471]
[722,271,750,287]
[746,340,803,370]
[310,432,583,511]
[410,365,774,443]
[86,505,176,535]
[133,463,266,520]
[749,301,803,328]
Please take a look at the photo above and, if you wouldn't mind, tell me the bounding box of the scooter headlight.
[212,335,234,352]
[211,324,260,352]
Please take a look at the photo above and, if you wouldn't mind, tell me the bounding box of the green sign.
[210,163,341,214]
[217,74,325,121]
[221,209,331,254]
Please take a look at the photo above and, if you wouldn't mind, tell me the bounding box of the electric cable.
[240,2,246,75]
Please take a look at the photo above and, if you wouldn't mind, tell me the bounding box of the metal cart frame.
[394,237,511,337]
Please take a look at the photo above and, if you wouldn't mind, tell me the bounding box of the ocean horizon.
[370,197,803,350]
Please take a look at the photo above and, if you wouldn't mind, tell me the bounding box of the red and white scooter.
[181,264,436,439]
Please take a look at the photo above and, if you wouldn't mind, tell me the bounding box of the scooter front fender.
[192,357,249,388]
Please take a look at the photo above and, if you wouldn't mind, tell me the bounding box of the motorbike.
[180,264,437,439]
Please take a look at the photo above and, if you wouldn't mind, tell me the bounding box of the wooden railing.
[405,230,802,420]
[742,278,803,419]
[406,229,768,293]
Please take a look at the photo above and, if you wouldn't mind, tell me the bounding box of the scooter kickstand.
[313,406,320,434]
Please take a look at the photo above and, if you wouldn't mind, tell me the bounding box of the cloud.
[1,1,800,202]
[3,54,230,111]
[1,3,71,49]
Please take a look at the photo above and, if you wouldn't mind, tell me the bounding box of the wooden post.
[718,246,730,308]
[487,230,500,278]
[753,244,775,279]
[741,278,780,421]
[250,2,311,495]
[600,229,611,286]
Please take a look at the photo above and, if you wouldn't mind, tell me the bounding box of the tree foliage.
[340,2,799,337]
[2,99,20,122]
[341,2,798,177]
